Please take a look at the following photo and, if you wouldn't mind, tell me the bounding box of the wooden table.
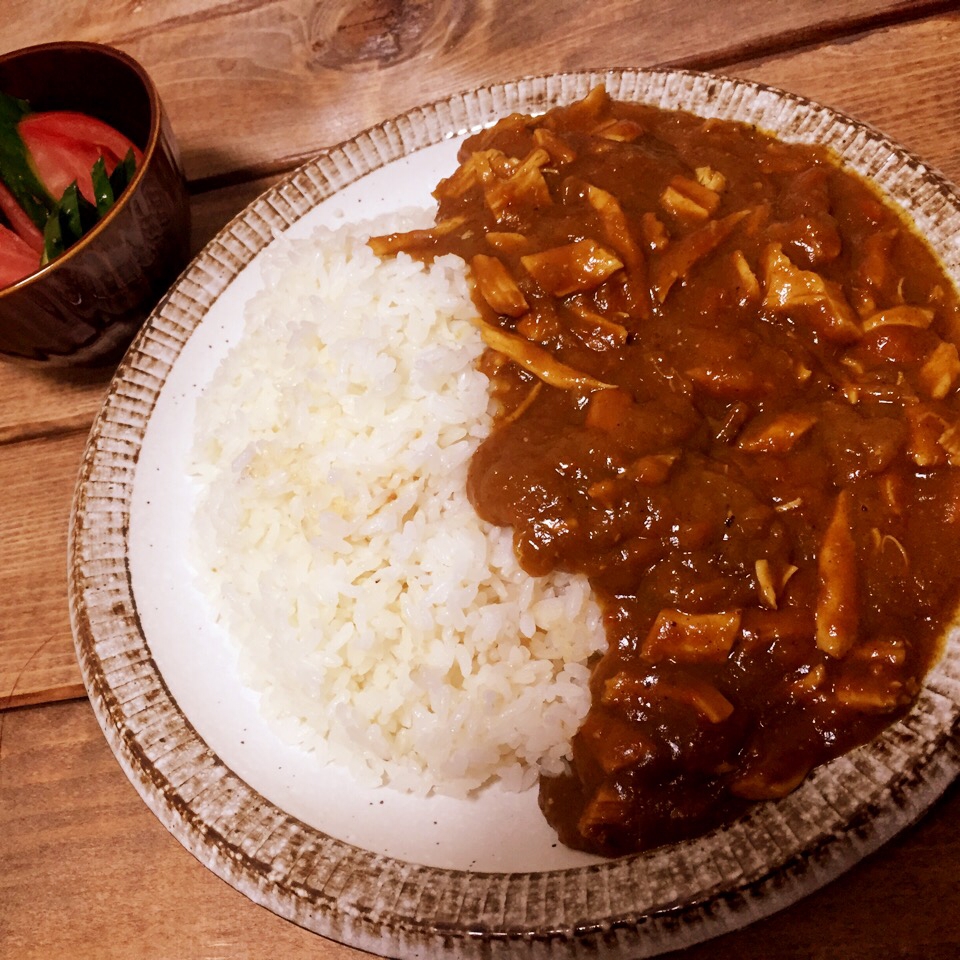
[3,2,960,957]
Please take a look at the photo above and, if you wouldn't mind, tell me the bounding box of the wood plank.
[0,432,88,709]
[0,367,109,446]
[1,697,959,959]
[0,699,360,959]
[1,2,948,184]
[726,10,960,186]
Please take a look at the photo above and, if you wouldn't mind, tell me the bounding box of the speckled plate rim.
[69,67,960,959]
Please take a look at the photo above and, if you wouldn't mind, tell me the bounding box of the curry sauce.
[371,86,960,855]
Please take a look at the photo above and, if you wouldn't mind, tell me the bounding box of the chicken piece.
[484,147,552,224]
[660,174,722,221]
[587,452,679,505]
[470,254,529,317]
[585,184,644,269]
[480,323,613,391]
[551,83,609,128]
[729,760,811,800]
[515,302,561,344]
[684,360,766,400]
[850,636,907,666]
[918,340,960,399]
[591,117,645,142]
[904,405,959,467]
[762,242,862,343]
[769,213,842,268]
[650,210,748,303]
[654,677,736,722]
[521,238,623,296]
[577,710,657,774]
[584,183,650,317]
[639,212,669,252]
[905,407,948,467]
[641,609,742,664]
[731,249,760,303]
[855,228,897,292]
[861,305,935,331]
[577,781,633,840]
[566,302,629,351]
[736,410,818,454]
[695,165,727,192]
[627,451,680,485]
[939,423,960,465]
[436,149,513,199]
[532,126,577,164]
[485,231,530,255]
[366,216,466,256]
[834,636,915,713]
[584,386,634,431]
[603,670,736,723]
[739,606,814,652]
[834,676,904,712]
[815,490,860,658]
[584,388,699,454]
[754,559,798,609]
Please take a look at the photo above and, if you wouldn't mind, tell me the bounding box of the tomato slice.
[19,111,143,166]
[0,221,40,287]
[0,179,43,252]
[0,109,143,270]
[18,125,106,204]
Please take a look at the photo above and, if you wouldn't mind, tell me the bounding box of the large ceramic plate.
[69,68,960,958]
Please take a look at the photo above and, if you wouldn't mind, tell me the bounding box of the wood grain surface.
[1,699,958,959]
[3,1,960,957]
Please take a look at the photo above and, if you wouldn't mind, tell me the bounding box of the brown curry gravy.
[371,87,960,856]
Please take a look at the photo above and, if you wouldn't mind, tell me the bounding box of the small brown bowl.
[0,41,191,366]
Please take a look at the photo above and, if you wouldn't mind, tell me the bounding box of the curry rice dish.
[374,86,960,856]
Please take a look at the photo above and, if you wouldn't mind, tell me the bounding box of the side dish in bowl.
[0,41,190,365]
[0,92,142,286]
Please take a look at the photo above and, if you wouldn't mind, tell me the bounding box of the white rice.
[190,211,605,797]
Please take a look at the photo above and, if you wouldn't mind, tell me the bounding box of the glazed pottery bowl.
[0,41,190,366]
